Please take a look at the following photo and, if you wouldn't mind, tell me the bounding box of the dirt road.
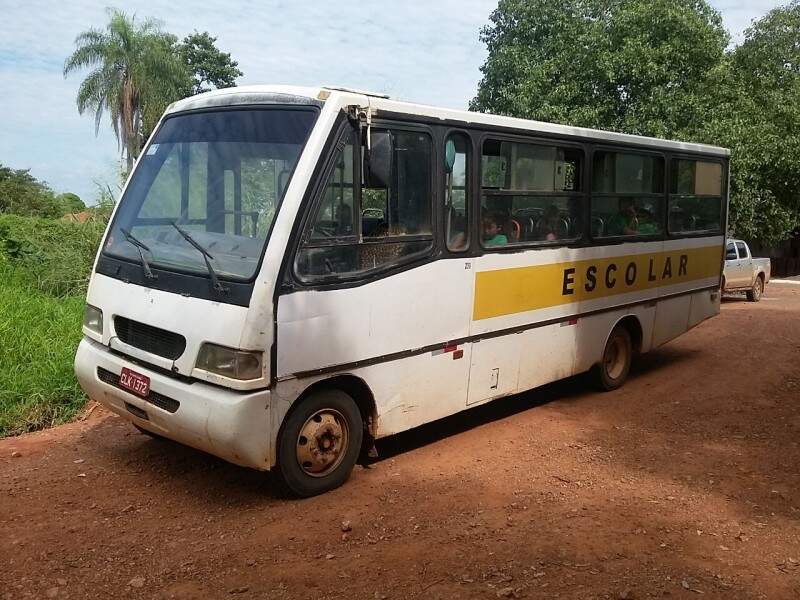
[3,287,800,600]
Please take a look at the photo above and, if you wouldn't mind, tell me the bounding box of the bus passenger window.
[479,139,583,247]
[591,152,664,238]
[445,134,470,252]
[668,159,723,234]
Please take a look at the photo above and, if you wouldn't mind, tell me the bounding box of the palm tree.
[64,9,187,173]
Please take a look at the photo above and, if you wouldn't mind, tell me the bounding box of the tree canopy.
[65,11,242,172]
[710,1,800,243]
[64,9,187,172]
[178,31,243,96]
[56,193,86,214]
[0,165,83,218]
[472,0,800,245]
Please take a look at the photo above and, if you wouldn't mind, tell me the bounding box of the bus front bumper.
[74,337,271,471]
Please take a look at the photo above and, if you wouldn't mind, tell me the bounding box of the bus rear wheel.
[596,325,632,391]
[275,389,363,497]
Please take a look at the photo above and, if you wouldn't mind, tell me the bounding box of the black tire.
[275,389,363,498]
[595,325,633,392]
[746,275,763,302]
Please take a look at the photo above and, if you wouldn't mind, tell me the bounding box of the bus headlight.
[83,304,103,335]
[195,344,263,380]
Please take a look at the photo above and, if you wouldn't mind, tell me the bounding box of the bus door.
[280,123,474,432]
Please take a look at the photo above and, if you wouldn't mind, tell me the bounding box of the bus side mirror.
[365,130,392,188]
[444,139,456,174]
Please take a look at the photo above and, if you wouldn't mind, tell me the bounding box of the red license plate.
[119,367,150,398]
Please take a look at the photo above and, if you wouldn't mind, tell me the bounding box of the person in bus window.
[607,198,639,236]
[482,213,508,247]
[636,203,660,235]
[542,204,561,241]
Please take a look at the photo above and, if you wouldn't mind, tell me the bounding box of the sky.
[0,0,786,203]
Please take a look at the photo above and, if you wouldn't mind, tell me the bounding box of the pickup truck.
[722,239,771,302]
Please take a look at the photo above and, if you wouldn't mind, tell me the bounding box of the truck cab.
[723,239,771,301]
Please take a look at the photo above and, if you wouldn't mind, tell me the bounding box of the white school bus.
[75,85,728,496]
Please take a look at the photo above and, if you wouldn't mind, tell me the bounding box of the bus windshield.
[104,108,317,280]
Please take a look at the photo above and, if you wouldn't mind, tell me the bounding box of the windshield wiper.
[170,221,229,294]
[119,227,156,280]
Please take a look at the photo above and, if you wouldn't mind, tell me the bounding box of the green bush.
[0,268,86,436]
[0,214,106,296]
[0,214,106,436]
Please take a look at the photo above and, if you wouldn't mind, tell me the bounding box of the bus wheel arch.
[274,374,377,497]
[284,374,378,451]
[615,315,643,355]
[594,315,641,391]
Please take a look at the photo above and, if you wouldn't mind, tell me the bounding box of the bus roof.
[166,85,730,157]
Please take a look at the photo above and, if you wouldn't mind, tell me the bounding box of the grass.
[0,214,105,437]
[0,268,86,436]
[0,214,105,296]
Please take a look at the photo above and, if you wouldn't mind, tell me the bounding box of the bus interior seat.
[504,218,521,243]
[591,216,605,237]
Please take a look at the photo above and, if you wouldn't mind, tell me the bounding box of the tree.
[714,1,800,244]
[178,31,242,96]
[472,0,729,139]
[56,193,86,215]
[0,164,60,218]
[140,31,243,140]
[471,0,800,245]
[64,9,188,172]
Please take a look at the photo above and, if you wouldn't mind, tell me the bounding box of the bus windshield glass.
[104,108,317,280]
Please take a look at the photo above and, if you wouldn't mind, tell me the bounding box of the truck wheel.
[275,389,363,498]
[595,325,632,392]
[746,276,763,302]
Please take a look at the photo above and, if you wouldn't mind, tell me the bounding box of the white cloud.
[0,0,786,199]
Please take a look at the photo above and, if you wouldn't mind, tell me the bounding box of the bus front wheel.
[595,325,632,392]
[275,389,363,497]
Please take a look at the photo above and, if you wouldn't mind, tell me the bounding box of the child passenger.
[482,213,508,247]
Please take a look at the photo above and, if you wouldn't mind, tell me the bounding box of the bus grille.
[97,367,180,413]
[114,316,186,360]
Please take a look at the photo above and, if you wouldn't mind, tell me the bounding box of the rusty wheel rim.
[296,409,349,477]
[604,335,627,381]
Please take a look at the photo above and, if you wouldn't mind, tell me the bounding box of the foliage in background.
[0,214,106,296]
[65,9,242,169]
[472,0,800,246]
[0,268,85,437]
[0,214,106,436]
[707,2,800,244]
[64,8,188,173]
[56,193,86,214]
[178,31,243,96]
[471,0,729,138]
[0,163,83,218]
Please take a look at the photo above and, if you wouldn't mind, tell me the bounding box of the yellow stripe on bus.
[473,245,723,321]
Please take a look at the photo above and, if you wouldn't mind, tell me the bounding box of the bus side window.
[479,139,583,247]
[295,126,434,281]
[444,133,470,252]
[294,129,358,278]
[668,159,724,234]
[591,151,664,238]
